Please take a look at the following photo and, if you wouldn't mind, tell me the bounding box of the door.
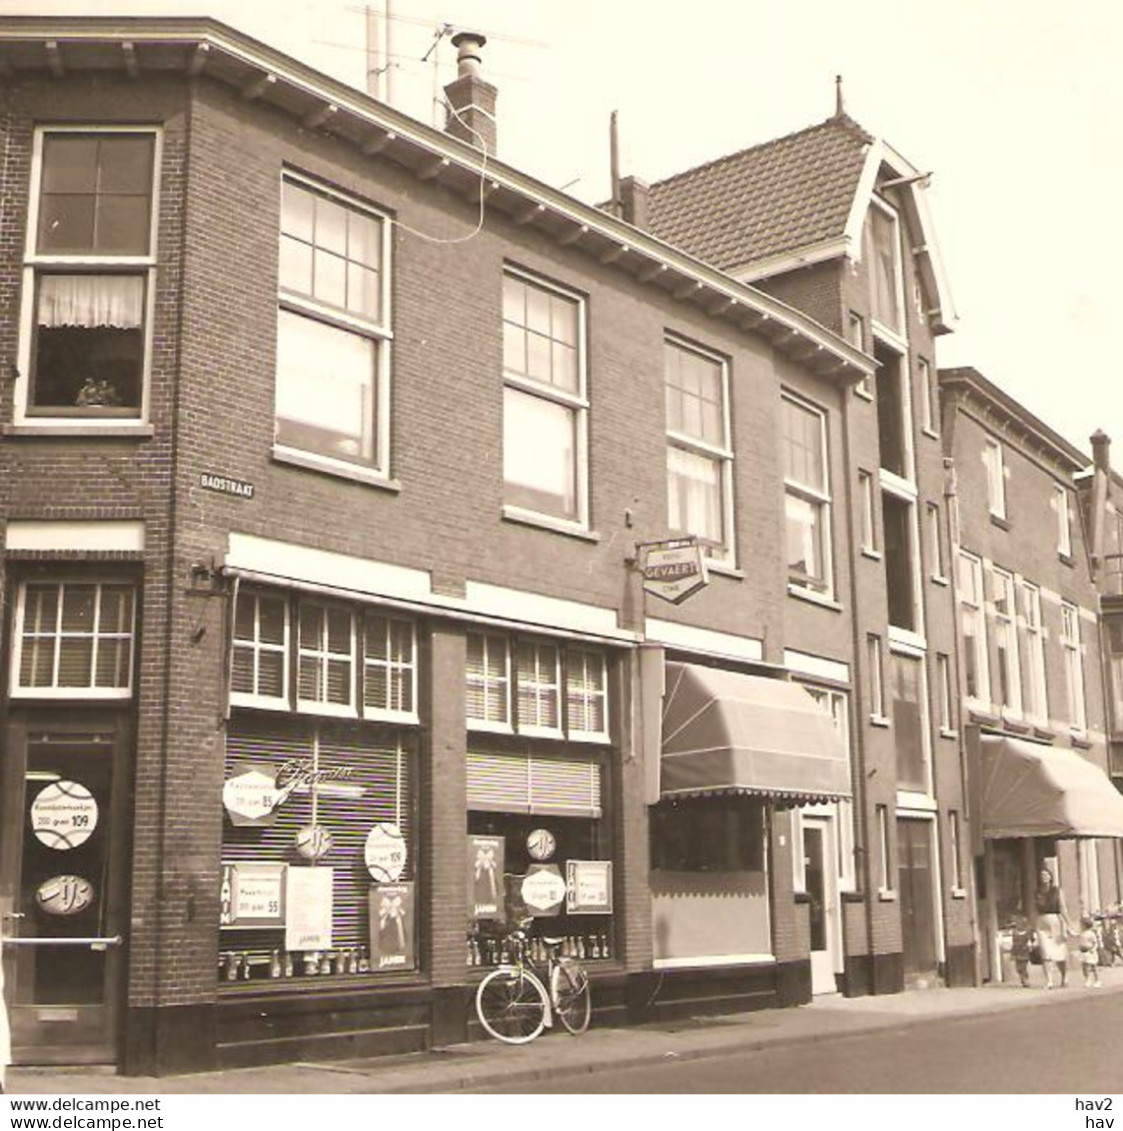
[803,818,839,994]
[897,817,938,983]
[0,721,128,1064]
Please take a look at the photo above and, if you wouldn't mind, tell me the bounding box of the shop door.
[0,722,128,1064]
[803,818,839,994]
[897,817,938,982]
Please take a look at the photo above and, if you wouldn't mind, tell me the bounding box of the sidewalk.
[10,965,1123,1094]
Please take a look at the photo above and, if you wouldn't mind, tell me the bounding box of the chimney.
[619,175,649,229]
[1092,429,1112,476]
[444,31,497,155]
[1089,429,1112,577]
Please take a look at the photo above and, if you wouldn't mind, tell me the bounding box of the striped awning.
[660,662,851,804]
[979,735,1123,839]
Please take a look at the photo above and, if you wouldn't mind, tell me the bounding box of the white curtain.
[38,275,143,329]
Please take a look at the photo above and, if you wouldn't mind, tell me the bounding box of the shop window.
[502,270,587,526]
[874,341,909,479]
[1018,581,1048,722]
[20,128,158,422]
[665,336,734,564]
[958,551,989,704]
[297,604,356,715]
[13,580,135,697]
[650,796,765,873]
[231,590,289,708]
[992,567,1021,715]
[1061,601,1087,732]
[782,392,833,597]
[276,175,390,476]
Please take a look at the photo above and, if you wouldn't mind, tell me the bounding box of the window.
[566,648,609,739]
[936,652,954,735]
[276,175,390,475]
[665,337,734,563]
[992,568,1022,715]
[363,615,417,721]
[20,128,159,422]
[984,437,1006,521]
[948,810,964,893]
[859,471,878,553]
[958,551,989,704]
[927,502,945,581]
[232,590,289,707]
[1061,601,1087,732]
[883,493,918,633]
[1055,484,1073,558]
[919,358,937,435]
[297,604,356,714]
[802,687,856,891]
[890,652,928,793]
[875,341,909,479]
[650,796,765,873]
[876,804,893,894]
[782,394,833,596]
[1018,581,1048,722]
[466,633,511,730]
[1105,618,1123,735]
[13,581,135,697]
[503,270,587,525]
[865,202,902,333]
[868,634,886,721]
[847,312,871,396]
[516,640,562,735]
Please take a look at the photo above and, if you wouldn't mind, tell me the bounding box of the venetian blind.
[467,751,602,818]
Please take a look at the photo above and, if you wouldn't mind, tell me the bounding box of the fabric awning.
[978,735,1123,839]
[660,662,851,804]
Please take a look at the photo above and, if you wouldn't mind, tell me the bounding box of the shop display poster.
[221,862,286,928]
[468,834,505,920]
[369,882,416,971]
[284,866,333,951]
[566,859,614,914]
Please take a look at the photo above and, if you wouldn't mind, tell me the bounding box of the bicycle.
[474,919,591,1044]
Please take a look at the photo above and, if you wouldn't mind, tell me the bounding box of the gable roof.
[647,114,873,273]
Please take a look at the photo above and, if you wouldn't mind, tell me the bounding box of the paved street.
[476,987,1123,1093]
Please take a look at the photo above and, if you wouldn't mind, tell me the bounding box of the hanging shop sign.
[468,835,505,921]
[521,864,567,917]
[526,828,556,862]
[566,860,614,915]
[295,824,333,861]
[30,781,99,849]
[35,874,94,917]
[284,867,333,951]
[222,765,282,827]
[369,883,416,971]
[364,823,407,882]
[220,862,286,928]
[639,538,709,605]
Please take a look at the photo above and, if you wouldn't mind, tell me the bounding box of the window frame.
[230,589,291,711]
[926,501,947,583]
[664,334,736,567]
[501,266,590,533]
[17,125,163,429]
[983,436,1007,521]
[274,170,393,483]
[565,646,611,743]
[1017,580,1048,724]
[361,612,419,725]
[1061,600,1087,733]
[948,809,965,896]
[991,566,1023,717]
[782,390,834,599]
[515,638,564,739]
[936,652,955,737]
[1055,484,1073,559]
[958,550,990,708]
[867,633,888,724]
[466,632,514,734]
[876,803,894,898]
[865,197,906,342]
[295,601,358,717]
[858,470,879,556]
[882,487,924,644]
[918,357,938,437]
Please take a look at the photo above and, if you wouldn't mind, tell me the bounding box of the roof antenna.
[835,74,845,117]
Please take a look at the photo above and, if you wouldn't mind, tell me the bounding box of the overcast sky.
[9,0,1121,458]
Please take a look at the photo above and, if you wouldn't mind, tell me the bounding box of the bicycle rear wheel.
[476,967,548,1044]
[551,958,591,1035]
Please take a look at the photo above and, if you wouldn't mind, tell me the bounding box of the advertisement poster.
[521,863,566,918]
[369,883,416,971]
[467,835,505,920]
[566,860,614,915]
[284,867,333,951]
[221,862,286,928]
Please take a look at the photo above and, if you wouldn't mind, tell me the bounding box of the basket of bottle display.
[467,925,612,968]
[219,946,373,982]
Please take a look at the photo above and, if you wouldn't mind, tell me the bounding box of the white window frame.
[515,639,564,738]
[1105,616,1123,737]
[275,170,393,484]
[958,550,990,709]
[295,602,357,717]
[565,647,610,742]
[876,803,895,898]
[919,357,937,437]
[865,197,906,342]
[502,266,589,533]
[936,652,955,737]
[1018,580,1048,724]
[466,632,513,734]
[875,341,916,489]
[17,125,162,429]
[948,810,966,897]
[1055,484,1073,559]
[362,613,418,724]
[782,391,834,600]
[868,634,888,725]
[12,579,136,699]
[991,566,1023,717]
[927,501,946,583]
[858,470,879,556]
[882,483,925,647]
[984,437,1007,521]
[664,334,736,567]
[230,590,291,710]
[1061,600,1087,733]
[848,311,871,397]
[889,645,934,801]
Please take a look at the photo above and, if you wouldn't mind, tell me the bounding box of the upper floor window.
[984,437,1007,521]
[883,492,919,634]
[958,551,988,704]
[232,590,289,706]
[890,651,929,794]
[665,337,734,564]
[991,567,1021,715]
[13,581,135,697]
[865,202,902,334]
[1054,484,1073,559]
[847,312,871,396]
[936,652,954,735]
[918,357,937,435]
[20,128,159,423]
[297,603,356,715]
[502,270,588,527]
[1018,580,1048,723]
[926,502,946,582]
[1060,601,1087,732]
[874,341,910,480]
[1105,617,1123,735]
[276,175,390,477]
[782,393,832,597]
[859,470,878,554]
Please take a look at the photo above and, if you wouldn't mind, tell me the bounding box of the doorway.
[0,719,129,1064]
[897,816,939,984]
[802,816,840,994]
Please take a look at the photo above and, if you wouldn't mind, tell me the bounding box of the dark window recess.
[875,342,907,477]
[650,795,765,873]
[890,653,926,791]
[883,493,916,632]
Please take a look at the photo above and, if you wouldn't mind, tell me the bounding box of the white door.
[803,817,840,994]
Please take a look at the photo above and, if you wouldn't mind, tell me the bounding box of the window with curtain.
[865,203,901,332]
[782,393,832,596]
[26,129,157,418]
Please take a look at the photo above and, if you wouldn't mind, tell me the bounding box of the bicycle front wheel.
[476,967,549,1044]
[551,958,591,1035]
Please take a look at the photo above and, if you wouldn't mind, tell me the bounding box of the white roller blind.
[467,751,602,817]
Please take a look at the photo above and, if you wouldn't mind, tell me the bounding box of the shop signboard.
[521,864,566,917]
[30,780,99,849]
[364,823,407,882]
[526,828,556,862]
[222,765,281,827]
[369,882,416,971]
[468,835,505,920]
[284,867,333,951]
[639,538,709,605]
[566,860,614,915]
[220,862,286,928]
[35,874,94,917]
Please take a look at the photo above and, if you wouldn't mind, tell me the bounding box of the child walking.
[1078,915,1102,988]
[1009,913,1036,987]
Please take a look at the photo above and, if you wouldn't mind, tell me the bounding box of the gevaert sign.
[639,538,709,605]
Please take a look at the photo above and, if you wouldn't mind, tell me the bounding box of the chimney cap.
[451,30,487,50]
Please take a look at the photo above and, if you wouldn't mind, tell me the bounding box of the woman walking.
[1035,867,1073,989]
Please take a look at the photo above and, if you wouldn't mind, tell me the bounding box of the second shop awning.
[978,734,1123,839]
[660,662,851,803]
